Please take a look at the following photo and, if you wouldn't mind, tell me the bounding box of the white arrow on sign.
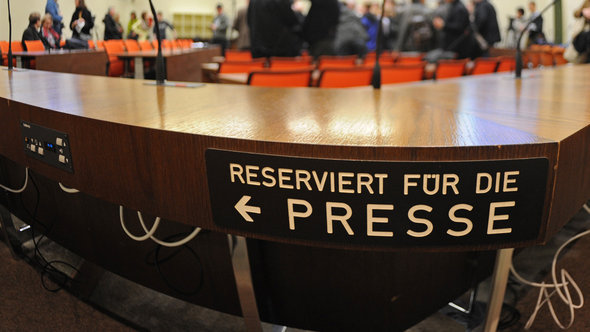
[234,195,261,222]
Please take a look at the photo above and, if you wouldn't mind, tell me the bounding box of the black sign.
[206,149,549,248]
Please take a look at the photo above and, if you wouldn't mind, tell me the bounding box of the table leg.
[483,248,514,332]
[16,56,23,68]
[229,235,262,332]
[134,56,144,79]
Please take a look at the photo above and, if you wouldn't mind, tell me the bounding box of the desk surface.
[0,65,588,250]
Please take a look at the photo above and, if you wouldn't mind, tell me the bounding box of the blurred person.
[381,0,400,50]
[433,0,472,58]
[303,0,340,58]
[131,11,152,41]
[507,7,527,48]
[335,1,368,57]
[103,7,123,40]
[70,0,94,40]
[127,12,138,38]
[45,0,64,37]
[361,2,380,50]
[248,0,303,58]
[232,0,250,50]
[572,7,590,62]
[22,12,49,50]
[211,4,229,55]
[395,0,434,52]
[154,11,175,40]
[575,0,590,19]
[473,0,500,55]
[41,13,60,49]
[527,1,544,44]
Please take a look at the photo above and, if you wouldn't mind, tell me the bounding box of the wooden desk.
[115,46,221,82]
[0,66,588,331]
[12,49,108,76]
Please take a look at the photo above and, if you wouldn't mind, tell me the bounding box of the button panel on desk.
[21,121,73,173]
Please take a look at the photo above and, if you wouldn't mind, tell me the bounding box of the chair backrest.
[124,39,141,52]
[524,49,541,68]
[225,50,252,61]
[103,40,125,59]
[470,57,500,75]
[396,52,425,64]
[87,40,95,49]
[24,40,45,52]
[496,56,516,72]
[539,45,554,67]
[363,54,396,67]
[151,39,171,50]
[248,68,313,87]
[381,62,426,84]
[552,46,568,65]
[11,41,24,53]
[269,57,313,70]
[95,40,105,49]
[139,40,153,51]
[317,55,357,70]
[219,59,266,73]
[435,59,468,79]
[317,67,373,88]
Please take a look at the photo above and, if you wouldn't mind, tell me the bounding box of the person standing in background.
[211,4,229,55]
[70,0,93,40]
[45,0,63,38]
[232,0,250,50]
[103,7,123,40]
[127,12,138,39]
[131,12,152,41]
[361,2,380,51]
[433,0,471,59]
[527,1,544,44]
[154,12,175,40]
[248,0,303,58]
[473,0,500,55]
[303,0,340,58]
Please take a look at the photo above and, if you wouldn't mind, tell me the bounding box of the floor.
[1,204,589,331]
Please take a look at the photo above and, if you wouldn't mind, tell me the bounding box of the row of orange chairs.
[522,45,568,68]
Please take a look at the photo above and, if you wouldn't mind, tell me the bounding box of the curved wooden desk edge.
[0,66,588,251]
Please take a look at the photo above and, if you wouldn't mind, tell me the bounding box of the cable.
[119,206,201,247]
[0,167,29,193]
[58,182,80,194]
[583,203,590,214]
[510,228,590,329]
[119,206,161,241]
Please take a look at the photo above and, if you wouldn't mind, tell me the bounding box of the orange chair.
[95,40,105,49]
[269,56,314,70]
[396,52,425,64]
[103,39,126,76]
[0,41,9,66]
[24,40,45,52]
[317,55,357,70]
[248,68,313,87]
[470,57,499,75]
[317,67,373,88]
[225,49,252,61]
[552,46,568,65]
[364,52,397,67]
[496,56,516,72]
[218,59,266,73]
[539,45,554,67]
[87,40,95,49]
[381,62,426,84]
[523,49,541,68]
[151,39,171,50]
[124,39,141,52]
[139,40,153,51]
[434,59,468,79]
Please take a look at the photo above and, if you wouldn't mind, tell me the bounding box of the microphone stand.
[371,0,387,89]
[515,0,560,78]
[7,0,13,70]
[148,0,165,84]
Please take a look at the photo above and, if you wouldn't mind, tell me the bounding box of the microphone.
[7,0,13,70]
[148,0,165,84]
[371,0,387,89]
[515,0,560,78]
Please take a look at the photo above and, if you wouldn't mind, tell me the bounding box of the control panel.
[21,121,73,173]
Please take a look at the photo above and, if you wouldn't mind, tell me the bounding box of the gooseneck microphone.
[7,0,13,70]
[149,0,165,84]
[515,0,560,78]
[371,0,387,89]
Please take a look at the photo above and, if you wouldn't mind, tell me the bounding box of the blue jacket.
[45,0,63,35]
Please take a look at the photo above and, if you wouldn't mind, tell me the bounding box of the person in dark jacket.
[433,0,472,58]
[303,0,340,58]
[335,2,369,57]
[248,0,303,58]
[473,0,500,49]
[22,12,50,50]
[70,0,94,40]
[103,7,123,40]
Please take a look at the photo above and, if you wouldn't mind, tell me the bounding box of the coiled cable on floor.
[0,167,29,193]
[583,203,590,214]
[119,206,201,247]
[510,228,590,329]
